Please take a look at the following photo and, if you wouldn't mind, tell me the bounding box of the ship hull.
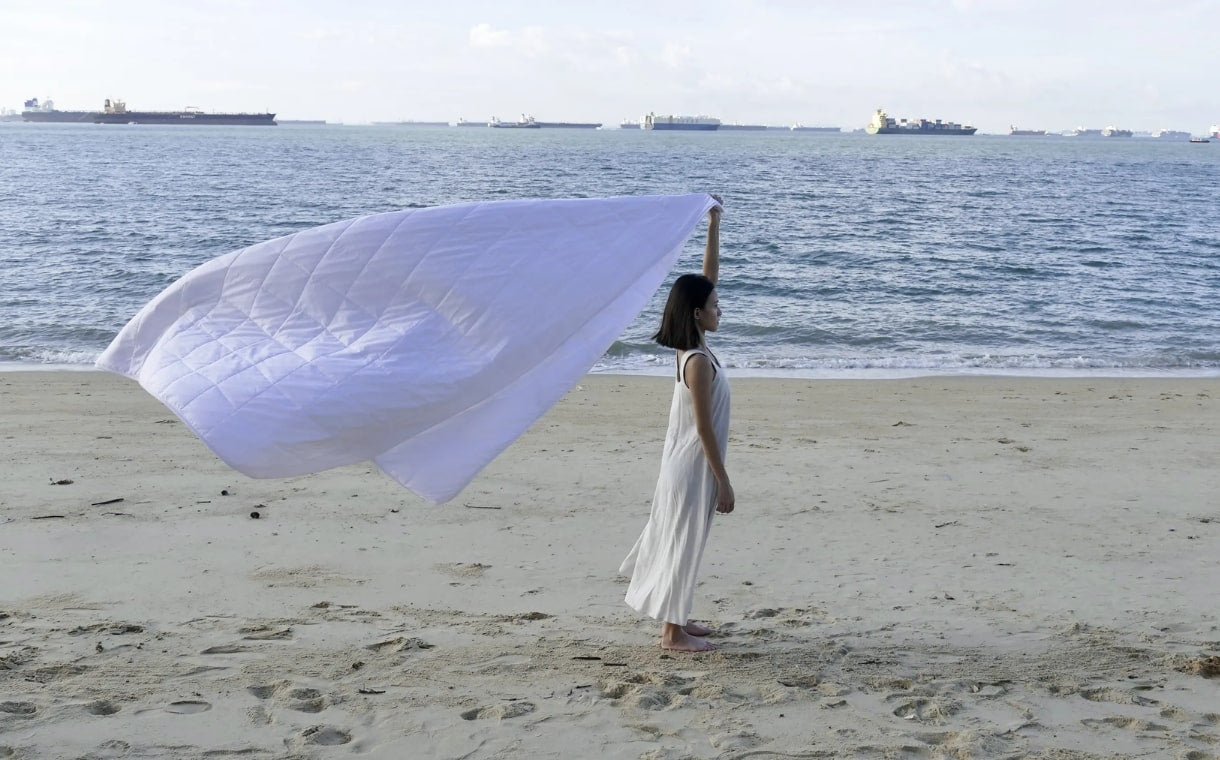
[719,125,768,131]
[94,112,276,126]
[646,123,719,131]
[1009,130,1047,136]
[790,126,840,132]
[535,122,602,129]
[868,127,977,135]
[21,110,96,123]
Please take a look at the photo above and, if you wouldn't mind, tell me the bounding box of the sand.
[1,371,1217,759]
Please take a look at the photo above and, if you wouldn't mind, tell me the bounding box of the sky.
[3,0,1218,133]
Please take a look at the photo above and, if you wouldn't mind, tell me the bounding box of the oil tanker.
[93,99,275,125]
[865,108,976,135]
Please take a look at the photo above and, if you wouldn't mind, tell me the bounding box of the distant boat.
[619,119,640,129]
[865,108,976,135]
[1152,129,1191,140]
[1067,127,1102,137]
[1190,137,1210,143]
[279,119,327,125]
[20,97,96,123]
[1101,126,1133,137]
[1210,124,1219,139]
[371,120,447,127]
[719,123,769,131]
[790,124,840,132]
[534,119,602,129]
[642,112,720,131]
[455,118,488,127]
[1008,126,1047,136]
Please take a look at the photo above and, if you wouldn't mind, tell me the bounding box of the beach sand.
[1,371,1218,759]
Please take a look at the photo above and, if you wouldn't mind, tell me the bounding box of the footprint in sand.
[365,636,434,655]
[85,700,120,716]
[435,562,491,579]
[1079,686,1158,706]
[165,700,212,714]
[288,688,327,713]
[1080,716,1168,732]
[0,701,36,716]
[460,701,536,721]
[200,644,251,655]
[890,697,961,723]
[302,726,352,746]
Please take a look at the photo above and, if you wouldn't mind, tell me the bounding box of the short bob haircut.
[653,273,715,350]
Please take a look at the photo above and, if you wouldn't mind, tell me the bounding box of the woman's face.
[696,288,721,333]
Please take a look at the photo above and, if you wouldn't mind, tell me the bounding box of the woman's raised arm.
[702,201,722,285]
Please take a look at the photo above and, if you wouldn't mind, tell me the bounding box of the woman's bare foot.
[661,622,716,652]
[683,621,714,637]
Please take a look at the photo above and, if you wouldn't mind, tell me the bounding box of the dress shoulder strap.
[678,348,714,387]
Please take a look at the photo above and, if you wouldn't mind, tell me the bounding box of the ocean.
[1,123,1217,376]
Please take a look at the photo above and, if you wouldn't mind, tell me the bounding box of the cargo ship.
[534,119,602,129]
[1067,127,1102,137]
[865,109,975,135]
[371,120,446,126]
[1008,126,1047,136]
[489,115,540,129]
[20,98,94,122]
[1100,126,1132,138]
[455,118,488,127]
[790,125,840,132]
[1152,129,1191,140]
[619,119,639,129]
[719,123,768,131]
[642,113,720,131]
[1209,124,1219,139]
[93,99,275,125]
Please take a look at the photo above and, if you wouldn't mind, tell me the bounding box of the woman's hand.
[716,481,735,514]
[709,194,723,220]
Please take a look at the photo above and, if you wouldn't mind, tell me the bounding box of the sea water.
[1,123,1217,376]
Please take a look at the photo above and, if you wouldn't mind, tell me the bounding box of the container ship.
[1008,126,1047,136]
[1067,127,1102,137]
[865,109,975,135]
[1152,129,1191,140]
[642,113,721,131]
[1100,126,1132,138]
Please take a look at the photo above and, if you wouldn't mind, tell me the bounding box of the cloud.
[469,23,511,48]
[660,43,691,69]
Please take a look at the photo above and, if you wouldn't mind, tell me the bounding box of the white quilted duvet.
[97,193,720,502]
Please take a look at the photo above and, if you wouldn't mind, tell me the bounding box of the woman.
[619,200,734,653]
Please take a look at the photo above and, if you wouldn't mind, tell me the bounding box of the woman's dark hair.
[653,274,714,350]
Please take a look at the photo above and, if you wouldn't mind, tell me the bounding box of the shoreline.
[2,371,1217,758]
[3,361,1219,380]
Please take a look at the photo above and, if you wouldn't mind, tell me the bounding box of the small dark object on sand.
[250,511,261,519]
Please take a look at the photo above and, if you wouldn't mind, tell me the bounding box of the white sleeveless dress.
[620,347,731,625]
